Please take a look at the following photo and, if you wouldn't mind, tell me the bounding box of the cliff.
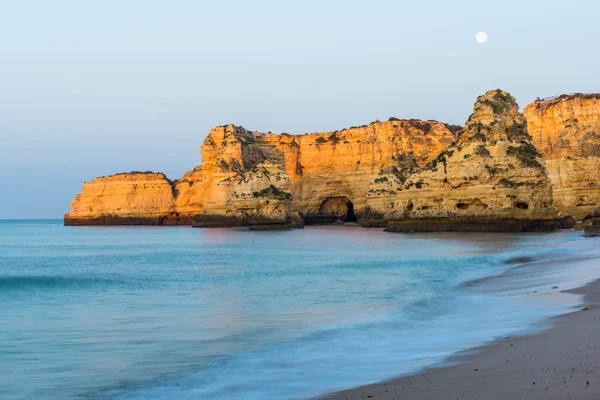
[524,94,600,219]
[64,172,178,225]
[65,119,458,226]
[65,89,600,230]
[374,89,559,232]
[192,120,458,226]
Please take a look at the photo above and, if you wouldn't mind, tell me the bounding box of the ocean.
[0,220,597,399]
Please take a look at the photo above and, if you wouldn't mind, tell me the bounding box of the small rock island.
[64,90,600,232]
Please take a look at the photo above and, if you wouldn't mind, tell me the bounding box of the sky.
[1,0,599,218]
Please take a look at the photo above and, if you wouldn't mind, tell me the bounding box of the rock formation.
[65,172,179,225]
[65,120,458,227]
[583,209,600,237]
[374,89,559,232]
[65,89,600,231]
[524,94,600,219]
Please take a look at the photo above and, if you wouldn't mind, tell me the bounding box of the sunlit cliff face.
[525,94,600,219]
[365,89,557,225]
[66,119,458,225]
[65,90,600,227]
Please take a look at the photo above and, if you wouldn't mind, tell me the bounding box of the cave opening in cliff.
[345,200,358,223]
[307,196,357,224]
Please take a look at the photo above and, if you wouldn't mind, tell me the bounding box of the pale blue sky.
[1,0,598,218]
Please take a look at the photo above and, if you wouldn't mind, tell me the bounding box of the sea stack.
[383,89,559,232]
[64,172,180,225]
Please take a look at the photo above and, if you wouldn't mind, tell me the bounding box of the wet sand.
[322,280,600,400]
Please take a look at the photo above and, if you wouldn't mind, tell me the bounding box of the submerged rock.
[584,220,600,237]
[582,209,600,236]
[558,214,577,229]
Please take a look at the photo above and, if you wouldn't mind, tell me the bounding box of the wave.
[460,252,599,289]
[0,275,129,290]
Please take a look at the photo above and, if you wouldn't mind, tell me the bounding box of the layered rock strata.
[64,172,181,225]
[374,90,559,232]
[524,94,600,219]
[66,120,458,226]
[66,89,599,231]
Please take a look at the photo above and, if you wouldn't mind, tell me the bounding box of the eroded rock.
[584,220,600,237]
[64,172,176,226]
[524,94,600,219]
[380,89,559,231]
[65,90,600,230]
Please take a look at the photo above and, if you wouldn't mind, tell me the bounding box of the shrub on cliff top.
[541,93,600,103]
[407,119,433,134]
[328,132,341,144]
[102,171,159,178]
[493,90,513,104]
[534,93,600,111]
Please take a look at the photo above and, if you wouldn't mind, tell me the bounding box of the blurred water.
[0,221,597,399]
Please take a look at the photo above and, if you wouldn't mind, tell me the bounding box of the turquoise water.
[0,220,596,399]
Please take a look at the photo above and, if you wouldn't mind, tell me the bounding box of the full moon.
[476,32,488,44]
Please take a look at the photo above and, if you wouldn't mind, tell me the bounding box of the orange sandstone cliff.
[380,90,559,232]
[65,172,179,225]
[192,120,458,227]
[65,119,458,226]
[65,89,599,230]
[524,94,600,219]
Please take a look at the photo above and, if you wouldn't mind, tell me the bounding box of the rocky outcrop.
[64,172,179,225]
[173,166,205,219]
[584,220,600,237]
[191,125,296,225]
[66,120,458,226]
[578,209,600,233]
[377,89,559,232]
[191,121,457,226]
[66,89,600,230]
[524,94,600,219]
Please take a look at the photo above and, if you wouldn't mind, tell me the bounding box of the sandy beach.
[323,279,600,400]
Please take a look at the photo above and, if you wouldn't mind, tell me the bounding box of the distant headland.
[64,90,600,232]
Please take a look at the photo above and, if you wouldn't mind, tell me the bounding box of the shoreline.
[321,277,600,400]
